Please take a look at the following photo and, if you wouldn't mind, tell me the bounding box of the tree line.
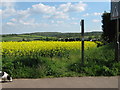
[102,12,120,43]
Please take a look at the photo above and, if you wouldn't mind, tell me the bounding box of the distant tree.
[88,36,92,41]
[101,12,116,43]
[22,38,26,41]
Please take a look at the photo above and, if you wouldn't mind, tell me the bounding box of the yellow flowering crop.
[1,41,97,57]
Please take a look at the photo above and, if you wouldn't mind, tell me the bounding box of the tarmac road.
[1,77,119,88]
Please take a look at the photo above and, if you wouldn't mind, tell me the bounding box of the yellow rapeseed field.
[1,41,97,57]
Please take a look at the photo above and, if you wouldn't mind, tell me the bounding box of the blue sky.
[1,2,110,34]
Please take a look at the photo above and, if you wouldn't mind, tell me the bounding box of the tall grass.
[1,42,120,78]
[70,43,120,76]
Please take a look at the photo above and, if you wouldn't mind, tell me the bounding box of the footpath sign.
[111,0,120,19]
[111,0,120,61]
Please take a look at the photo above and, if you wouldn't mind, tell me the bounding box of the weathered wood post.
[116,18,120,61]
[81,20,84,65]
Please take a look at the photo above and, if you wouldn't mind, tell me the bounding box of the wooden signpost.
[81,20,84,65]
[111,0,120,62]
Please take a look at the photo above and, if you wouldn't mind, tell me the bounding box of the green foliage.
[69,43,120,76]
[94,41,104,47]
[2,43,120,78]
[101,12,120,43]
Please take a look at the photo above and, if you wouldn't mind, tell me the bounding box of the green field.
[1,40,120,78]
[1,32,102,42]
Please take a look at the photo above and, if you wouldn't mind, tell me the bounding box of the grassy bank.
[1,42,120,78]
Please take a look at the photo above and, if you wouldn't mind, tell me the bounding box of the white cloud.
[53,11,69,19]
[17,9,30,19]
[58,2,87,13]
[69,2,86,12]
[7,18,36,26]
[92,19,101,23]
[43,15,51,19]
[29,2,86,19]
[50,20,64,24]
[93,12,102,16]
[30,3,70,19]
[71,17,78,20]
[18,18,35,25]
[2,2,87,20]
[0,9,2,15]
[58,3,71,12]
[31,3,56,14]
[83,12,103,17]
[2,2,15,9]
[56,21,64,24]
[83,13,90,17]
[2,2,29,19]
[51,20,55,23]
[71,22,78,25]
[1,2,16,18]
[2,2,87,34]
[42,12,69,19]
[6,22,15,25]
[2,9,30,24]
[2,8,16,18]
[10,18,17,22]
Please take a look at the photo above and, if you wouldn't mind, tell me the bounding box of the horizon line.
[0,31,103,35]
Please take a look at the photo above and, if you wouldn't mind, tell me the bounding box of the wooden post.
[111,1,120,62]
[115,19,120,62]
[81,20,84,65]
